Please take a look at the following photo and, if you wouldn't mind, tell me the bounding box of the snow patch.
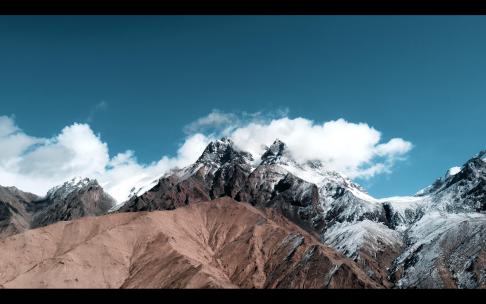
[46,177,95,200]
[323,220,403,259]
[447,166,461,177]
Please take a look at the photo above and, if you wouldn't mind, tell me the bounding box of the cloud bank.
[0,111,412,203]
[0,115,209,202]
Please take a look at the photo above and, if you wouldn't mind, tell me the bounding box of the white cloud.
[100,133,211,202]
[183,110,237,134]
[0,111,412,204]
[0,116,45,163]
[227,117,412,179]
[0,115,211,203]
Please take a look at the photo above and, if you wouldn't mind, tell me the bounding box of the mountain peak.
[261,139,292,165]
[416,150,486,196]
[46,177,99,200]
[218,136,232,144]
[196,137,253,167]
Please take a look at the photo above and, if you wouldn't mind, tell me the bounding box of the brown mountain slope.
[0,197,381,288]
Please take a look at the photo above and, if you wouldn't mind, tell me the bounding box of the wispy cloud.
[183,108,290,136]
[86,101,108,123]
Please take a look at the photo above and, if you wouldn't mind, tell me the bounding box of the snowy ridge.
[128,176,162,198]
[46,177,96,201]
[323,220,403,259]
[262,140,377,203]
[393,211,486,288]
[257,139,392,261]
[415,165,461,196]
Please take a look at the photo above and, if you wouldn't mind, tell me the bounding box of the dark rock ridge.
[119,138,384,234]
[117,137,254,212]
[0,177,116,237]
[0,186,39,238]
[30,177,116,229]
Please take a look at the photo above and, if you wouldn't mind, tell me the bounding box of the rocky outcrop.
[0,178,115,238]
[0,186,39,238]
[29,177,116,229]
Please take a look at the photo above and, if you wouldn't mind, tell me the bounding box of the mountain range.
[0,137,484,288]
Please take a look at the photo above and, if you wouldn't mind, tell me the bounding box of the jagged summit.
[416,150,486,197]
[31,177,115,229]
[195,137,253,167]
[416,167,460,197]
[260,139,293,165]
[46,177,99,200]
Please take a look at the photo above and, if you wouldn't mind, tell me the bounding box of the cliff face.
[0,185,39,238]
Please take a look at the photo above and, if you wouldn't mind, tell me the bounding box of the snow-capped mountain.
[114,137,401,285]
[46,177,97,201]
[0,136,484,289]
[381,152,486,288]
[381,151,485,230]
[113,137,486,288]
[30,177,116,228]
[0,177,116,236]
[117,137,255,212]
[117,138,384,231]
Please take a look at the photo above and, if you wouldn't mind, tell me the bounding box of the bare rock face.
[0,186,39,238]
[0,197,382,289]
[236,164,323,235]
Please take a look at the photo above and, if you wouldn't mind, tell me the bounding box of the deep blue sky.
[1,16,485,197]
